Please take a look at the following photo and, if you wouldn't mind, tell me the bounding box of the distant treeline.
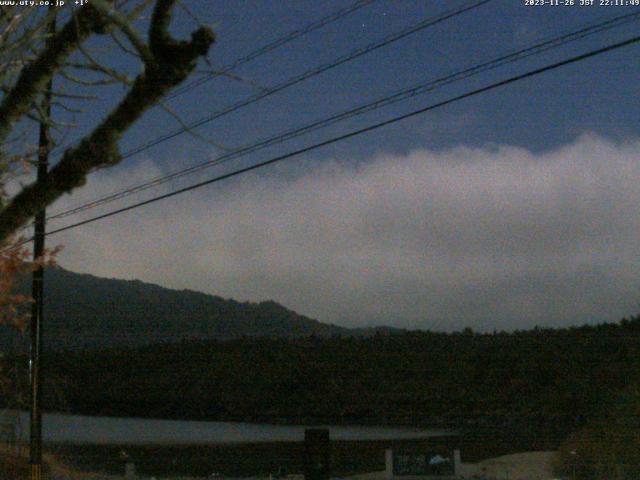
[27,315,640,435]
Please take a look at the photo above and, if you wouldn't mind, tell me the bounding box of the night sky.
[28,0,640,331]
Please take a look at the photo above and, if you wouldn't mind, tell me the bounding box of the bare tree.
[0,2,215,412]
[0,0,215,245]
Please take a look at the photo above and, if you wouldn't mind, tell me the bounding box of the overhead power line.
[48,0,379,156]
[166,0,380,101]
[39,34,640,239]
[120,0,493,159]
[44,10,640,223]
[47,0,492,219]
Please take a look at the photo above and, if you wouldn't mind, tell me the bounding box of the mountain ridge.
[5,266,401,351]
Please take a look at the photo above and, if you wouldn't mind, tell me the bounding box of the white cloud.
[50,134,640,331]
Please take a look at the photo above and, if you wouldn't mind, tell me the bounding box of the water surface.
[11,411,452,445]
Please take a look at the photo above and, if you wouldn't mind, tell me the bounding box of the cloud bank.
[51,134,640,331]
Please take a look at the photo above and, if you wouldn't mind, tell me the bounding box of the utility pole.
[30,10,55,480]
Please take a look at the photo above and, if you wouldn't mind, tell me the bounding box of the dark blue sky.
[54,0,640,172]
[134,0,640,157]
[42,0,640,331]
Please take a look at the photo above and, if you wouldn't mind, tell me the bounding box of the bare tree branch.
[110,30,142,59]
[158,100,232,153]
[0,4,113,145]
[0,0,215,243]
[91,0,154,64]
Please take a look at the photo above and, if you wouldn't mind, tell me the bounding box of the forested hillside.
[36,316,640,435]
[5,267,351,351]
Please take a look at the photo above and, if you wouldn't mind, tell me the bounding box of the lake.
[9,411,452,445]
